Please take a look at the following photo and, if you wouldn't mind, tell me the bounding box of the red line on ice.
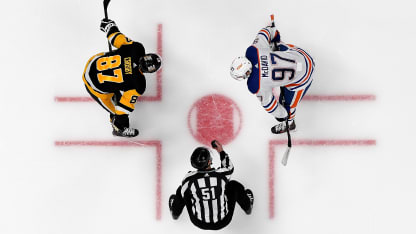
[302,94,376,101]
[55,140,163,220]
[268,139,376,219]
[54,94,376,103]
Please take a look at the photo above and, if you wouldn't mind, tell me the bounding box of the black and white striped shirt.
[181,151,234,224]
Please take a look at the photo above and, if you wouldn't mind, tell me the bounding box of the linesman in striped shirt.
[168,140,254,230]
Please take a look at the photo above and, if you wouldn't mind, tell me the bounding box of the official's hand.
[100,18,116,34]
[211,140,223,153]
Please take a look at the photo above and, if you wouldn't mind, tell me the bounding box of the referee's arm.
[211,140,234,176]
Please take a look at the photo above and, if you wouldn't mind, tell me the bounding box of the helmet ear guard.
[230,56,252,81]
[139,53,162,73]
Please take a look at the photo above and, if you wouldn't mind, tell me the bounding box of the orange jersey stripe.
[294,49,313,85]
[260,29,271,39]
[285,49,313,88]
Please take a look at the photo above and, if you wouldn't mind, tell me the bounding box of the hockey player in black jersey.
[82,19,161,137]
[168,140,254,230]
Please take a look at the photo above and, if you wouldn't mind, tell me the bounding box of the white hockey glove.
[100,18,117,34]
[266,25,280,43]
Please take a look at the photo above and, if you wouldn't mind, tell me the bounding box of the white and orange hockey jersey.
[245,27,315,120]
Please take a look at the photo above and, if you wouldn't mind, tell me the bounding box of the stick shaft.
[280,87,292,166]
[104,0,110,19]
[103,0,112,52]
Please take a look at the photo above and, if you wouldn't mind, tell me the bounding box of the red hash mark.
[55,140,163,220]
[268,139,376,219]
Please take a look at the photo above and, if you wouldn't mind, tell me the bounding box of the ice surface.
[1,0,416,234]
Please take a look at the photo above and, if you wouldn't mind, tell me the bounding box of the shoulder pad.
[245,46,260,94]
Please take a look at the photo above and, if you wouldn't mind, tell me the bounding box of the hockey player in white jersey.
[230,17,315,134]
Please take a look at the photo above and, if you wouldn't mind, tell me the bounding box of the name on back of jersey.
[124,57,132,74]
[260,55,269,78]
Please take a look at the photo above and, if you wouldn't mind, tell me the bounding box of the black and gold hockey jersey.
[83,27,147,115]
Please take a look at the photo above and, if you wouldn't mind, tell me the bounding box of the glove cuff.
[103,22,116,33]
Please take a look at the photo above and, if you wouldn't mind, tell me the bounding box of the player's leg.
[272,84,312,134]
[281,83,312,120]
[261,90,288,120]
[82,53,138,137]
[225,180,254,215]
[84,84,116,115]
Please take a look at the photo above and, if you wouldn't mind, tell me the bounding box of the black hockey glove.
[100,18,117,34]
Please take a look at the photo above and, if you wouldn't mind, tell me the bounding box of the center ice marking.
[187,94,242,145]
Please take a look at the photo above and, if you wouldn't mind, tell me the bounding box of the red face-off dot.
[188,94,242,146]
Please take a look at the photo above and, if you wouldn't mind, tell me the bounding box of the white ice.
[1,0,416,234]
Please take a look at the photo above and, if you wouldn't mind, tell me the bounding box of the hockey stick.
[103,0,112,52]
[270,14,292,166]
[280,88,292,166]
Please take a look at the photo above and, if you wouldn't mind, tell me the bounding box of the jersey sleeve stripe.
[108,32,133,48]
[296,49,313,85]
[108,32,121,45]
[258,32,269,41]
[260,29,271,38]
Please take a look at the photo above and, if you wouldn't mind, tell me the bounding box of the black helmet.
[190,147,212,170]
[139,53,162,73]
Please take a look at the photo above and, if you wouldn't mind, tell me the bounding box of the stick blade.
[281,147,291,166]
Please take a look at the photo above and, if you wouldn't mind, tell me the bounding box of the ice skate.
[271,120,296,134]
[112,126,139,137]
